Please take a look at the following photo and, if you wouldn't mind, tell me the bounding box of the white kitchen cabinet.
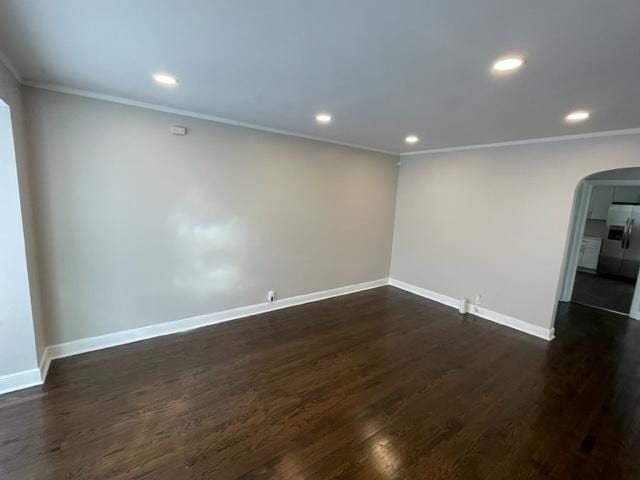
[578,236,602,271]
[588,186,614,220]
[613,186,640,204]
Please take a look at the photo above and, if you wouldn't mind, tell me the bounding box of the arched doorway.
[558,168,640,319]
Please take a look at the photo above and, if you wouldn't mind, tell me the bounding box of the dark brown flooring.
[572,270,636,313]
[1,286,639,479]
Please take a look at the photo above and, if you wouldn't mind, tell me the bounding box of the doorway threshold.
[570,301,629,317]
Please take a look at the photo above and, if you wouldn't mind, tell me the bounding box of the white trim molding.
[22,81,396,156]
[470,304,555,341]
[558,182,592,303]
[388,278,460,309]
[0,368,42,396]
[9,275,557,396]
[39,347,53,383]
[4,48,640,158]
[389,278,554,341]
[40,278,389,372]
[400,128,640,157]
[586,179,640,186]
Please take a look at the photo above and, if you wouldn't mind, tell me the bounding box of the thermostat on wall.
[170,125,188,136]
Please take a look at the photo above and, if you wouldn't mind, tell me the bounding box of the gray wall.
[391,133,640,330]
[24,87,398,345]
[17,83,640,353]
[0,62,41,376]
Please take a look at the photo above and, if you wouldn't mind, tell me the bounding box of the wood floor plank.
[1,286,639,479]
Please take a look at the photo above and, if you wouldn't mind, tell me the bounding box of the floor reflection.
[3,289,640,478]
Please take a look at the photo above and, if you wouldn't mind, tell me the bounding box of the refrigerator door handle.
[627,219,635,249]
[622,218,630,249]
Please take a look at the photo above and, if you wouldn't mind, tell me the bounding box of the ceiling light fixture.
[565,110,591,123]
[153,73,179,87]
[405,135,419,144]
[316,113,332,124]
[492,55,525,73]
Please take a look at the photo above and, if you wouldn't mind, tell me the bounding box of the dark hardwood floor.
[572,270,636,314]
[1,286,639,479]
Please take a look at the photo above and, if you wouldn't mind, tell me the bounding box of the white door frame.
[559,179,640,320]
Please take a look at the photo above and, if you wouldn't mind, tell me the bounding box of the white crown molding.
[0,49,23,83]
[1,50,395,155]
[400,127,640,157]
[0,368,42,396]
[22,81,397,156]
[5,50,640,158]
[389,278,554,341]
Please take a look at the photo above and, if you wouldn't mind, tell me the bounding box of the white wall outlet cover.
[170,125,188,135]
[475,294,483,305]
[267,290,275,303]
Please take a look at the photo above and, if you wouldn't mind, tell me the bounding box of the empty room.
[1,1,640,478]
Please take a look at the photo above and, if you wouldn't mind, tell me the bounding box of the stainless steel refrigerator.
[598,204,640,279]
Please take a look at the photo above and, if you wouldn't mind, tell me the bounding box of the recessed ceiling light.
[405,135,419,144]
[153,73,178,87]
[316,113,332,124]
[565,110,591,123]
[492,56,525,73]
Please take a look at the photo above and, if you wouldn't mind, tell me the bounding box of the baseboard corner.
[388,278,554,341]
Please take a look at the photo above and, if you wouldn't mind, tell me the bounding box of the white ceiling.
[0,0,639,154]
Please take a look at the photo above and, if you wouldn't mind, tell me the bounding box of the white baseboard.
[0,368,42,396]
[12,275,552,397]
[39,346,53,383]
[470,305,554,341]
[388,278,460,309]
[388,278,554,341]
[40,278,390,375]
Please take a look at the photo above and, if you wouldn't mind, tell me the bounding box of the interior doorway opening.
[560,168,640,318]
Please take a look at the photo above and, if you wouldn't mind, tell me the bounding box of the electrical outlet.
[267,290,275,303]
[475,294,483,305]
[170,125,188,136]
